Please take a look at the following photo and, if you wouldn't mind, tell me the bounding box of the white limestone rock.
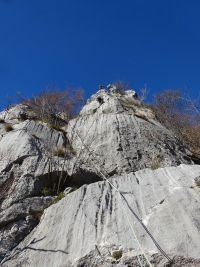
[0,197,55,261]
[124,89,138,98]
[1,165,200,267]
[0,104,35,124]
[0,118,76,259]
[0,91,199,267]
[67,90,194,177]
[0,120,74,177]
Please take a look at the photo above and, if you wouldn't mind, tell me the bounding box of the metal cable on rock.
[73,130,179,267]
[74,131,152,267]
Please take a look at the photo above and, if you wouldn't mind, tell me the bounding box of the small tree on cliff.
[153,88,200,157]
[21,85,84,126]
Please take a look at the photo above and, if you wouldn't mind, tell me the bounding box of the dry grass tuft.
[4,123,13,132]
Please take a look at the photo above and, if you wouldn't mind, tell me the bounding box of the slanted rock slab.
[1,165,200,267]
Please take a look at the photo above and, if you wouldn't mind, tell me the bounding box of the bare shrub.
[112,250,122,260]
[114,80,132,90]
[151,152,163,170]
[53,147,66,157]
[57,191,65,200]
[113,80,133,95]
[153,88,200,157]
[195,178,200,187]
[4,123,13,132]
[20,85,85,126]
[134,109,154,121]
[139,84,150,102]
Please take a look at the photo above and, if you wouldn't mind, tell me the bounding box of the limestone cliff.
[0,89,200,267]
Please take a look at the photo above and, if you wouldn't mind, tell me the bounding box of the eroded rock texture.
[0,116,75,260]
[0,90,199,267]
[67,90,194,176]
[1,165,200,267]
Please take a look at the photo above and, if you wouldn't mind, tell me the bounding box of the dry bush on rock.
[52,147,66,157]
[152,88,200,157]
[113,80,132,95]
[112,250,123,260]
[4,123,13,132]
[20,85,85,127]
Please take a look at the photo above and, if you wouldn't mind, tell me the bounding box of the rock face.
[0,90,200,267]
[67,90,194,176]
[0,111,77,260]
[0,104,36,124]
[1,165,200,267]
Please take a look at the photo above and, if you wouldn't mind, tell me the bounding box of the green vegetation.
[12,253,19,260]
[70,148,76,155]
[71,185,78,192]
[49,192,65,205]
[57,191,65,200]
[4,123,13,132]
[41,187,51,196]
[151,161,162,170]
[112,250,123,260]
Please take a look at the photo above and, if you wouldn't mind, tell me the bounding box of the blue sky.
[0,0,200,110]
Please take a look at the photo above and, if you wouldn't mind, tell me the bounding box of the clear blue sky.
[0,0,200,110]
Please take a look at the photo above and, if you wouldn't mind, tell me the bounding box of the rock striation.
[1,165,200,267]
[0,110,77,260]
[0,89,200,266]
[67,89,194,177]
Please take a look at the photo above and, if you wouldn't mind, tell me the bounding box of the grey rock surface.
[64,187,73,195]
[0,119,75,260]
[0,123,6,139]
[0,104,35,124]
[67,90,194,177]
[0,102,101,262]
[1,165,200,267]
[14,120,67,149]
[0,196,54,261]
[0,119,75,178]
[0,91,200,267]
[68,252,200,267]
